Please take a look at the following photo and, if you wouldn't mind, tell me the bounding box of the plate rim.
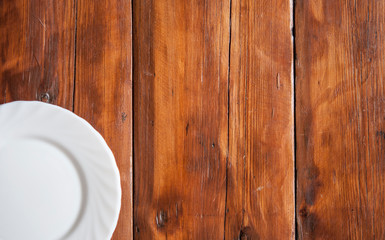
[0,100,122,240]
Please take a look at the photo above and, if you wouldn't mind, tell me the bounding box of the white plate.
[0,101,121,240]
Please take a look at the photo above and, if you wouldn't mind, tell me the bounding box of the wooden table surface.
[1,0,385,239]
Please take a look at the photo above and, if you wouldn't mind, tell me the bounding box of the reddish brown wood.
[226,0,295,239]
[74,0,133,238]
[133,0,230,238]
[0,0,75,109]
[296,0,385,239]
[9,0,385,238]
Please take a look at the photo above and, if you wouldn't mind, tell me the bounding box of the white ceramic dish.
[0,101,121,240]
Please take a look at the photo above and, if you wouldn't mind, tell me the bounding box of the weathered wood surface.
[133,0,294,239]
[5,0,385,239]
[133,1,229,239]
[226,0,295,239]
[74,0,133,238]
[133,0,229,239]
[0,0,75,109]
[296,0,385,239]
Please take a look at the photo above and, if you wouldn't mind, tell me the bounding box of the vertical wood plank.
[226,0,294,239]
[133,0,229,238]
[296,0,385,238]
[75,0,132,238]
[0,0,75,109]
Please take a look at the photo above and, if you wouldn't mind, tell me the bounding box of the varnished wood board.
[74,0,133,238]
[296,0,385,238]
[0,0,75,108]
[133,0,230,239]
[226,0,295,239]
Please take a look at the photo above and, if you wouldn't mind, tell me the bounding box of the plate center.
[0,138,83,240]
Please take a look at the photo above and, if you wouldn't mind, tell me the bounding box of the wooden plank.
[296,0,385,238]
[133,0,229,238]
[74,0,132,238]
[225,0,294,239]
[0,0,75,109]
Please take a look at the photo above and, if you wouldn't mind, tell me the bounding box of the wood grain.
[0,0,75,109]
[7,0,385,238]
[74,0,132,238]
[133,0,230,238]
[225,0,294,239]
[296,0,385,239]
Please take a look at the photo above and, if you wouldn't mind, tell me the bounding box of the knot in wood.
[39,92,51,103]
[156,210,167,228]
